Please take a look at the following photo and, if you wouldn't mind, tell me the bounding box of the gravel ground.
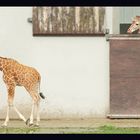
[1,118,140,133]
[1,118,140,128]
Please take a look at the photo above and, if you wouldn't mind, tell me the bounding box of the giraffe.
[127,16,140,34]
[0,56,45,127]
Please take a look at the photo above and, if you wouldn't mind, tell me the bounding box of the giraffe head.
[127,16,140,34]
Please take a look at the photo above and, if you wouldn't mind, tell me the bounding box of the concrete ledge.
[107,114,140,119]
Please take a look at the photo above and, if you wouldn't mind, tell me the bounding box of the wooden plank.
[32,7,106,36]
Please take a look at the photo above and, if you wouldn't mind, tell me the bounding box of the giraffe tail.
[39,92,45,99]
[38,80,45,99]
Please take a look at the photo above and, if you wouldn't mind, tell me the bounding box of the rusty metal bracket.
[105,28,110,41]
[27,18,32,23]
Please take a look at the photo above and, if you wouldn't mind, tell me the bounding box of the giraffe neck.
[0,57,8,71]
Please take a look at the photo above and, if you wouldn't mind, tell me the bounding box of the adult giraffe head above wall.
[127,16,140,34]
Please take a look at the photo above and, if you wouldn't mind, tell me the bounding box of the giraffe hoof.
[29,123,34,127]
[1,124,7,128]
[25,118,30,126]
[34,124,39,127]
[26,119,34,127]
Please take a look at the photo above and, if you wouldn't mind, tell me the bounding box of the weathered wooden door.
[109,36,140,118]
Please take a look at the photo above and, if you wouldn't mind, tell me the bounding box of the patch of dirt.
[1,118,140,128]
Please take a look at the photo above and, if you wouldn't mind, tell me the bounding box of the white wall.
[0,7,112,119]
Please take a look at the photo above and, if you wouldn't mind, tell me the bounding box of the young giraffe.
[0,56,45,127]
[127,16,140,33]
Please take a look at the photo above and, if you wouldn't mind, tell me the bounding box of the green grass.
[1,125,140,134]
[63,125,140,134]
[95,125,140,134]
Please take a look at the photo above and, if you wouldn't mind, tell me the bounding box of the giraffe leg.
[29,95,40,126]
[2,84,27,127]
[13,106,26,122]
[35,100,40,126]
[2,85,15,127]
[25,85,41,127]
[29,100,35,126]
[2,105,10,127]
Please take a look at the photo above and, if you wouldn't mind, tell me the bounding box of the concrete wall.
[0,7,113,119]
